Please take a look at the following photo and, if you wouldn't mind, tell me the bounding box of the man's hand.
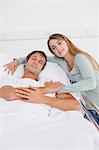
[0,86,19,101]
[15,87,43,103]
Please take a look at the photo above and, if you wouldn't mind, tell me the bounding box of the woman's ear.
[25,58,28,63]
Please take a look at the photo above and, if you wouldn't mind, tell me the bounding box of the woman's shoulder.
[75,53,88,63]
[75,53,86,59]
[74,53,93,69]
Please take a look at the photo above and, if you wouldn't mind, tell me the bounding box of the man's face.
[25,52,46,75]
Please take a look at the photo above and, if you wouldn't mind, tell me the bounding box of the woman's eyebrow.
[51,40,60,47]
[51,45,55,48]
[31,55,36,58]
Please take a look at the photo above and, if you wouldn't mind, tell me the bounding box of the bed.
[0,51,99,150]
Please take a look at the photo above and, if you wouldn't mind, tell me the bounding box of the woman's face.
[49,39,69,57]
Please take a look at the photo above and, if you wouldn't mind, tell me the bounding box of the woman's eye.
[31,58,36,60]
[52,46,56,50]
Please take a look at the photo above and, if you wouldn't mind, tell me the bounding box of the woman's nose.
[57,46,62,52]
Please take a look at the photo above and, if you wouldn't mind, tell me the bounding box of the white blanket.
[0,76,99,150]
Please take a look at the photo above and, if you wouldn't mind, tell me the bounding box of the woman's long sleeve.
[17,56,57,64]
[59,54,97,93]
[17,57,26,64]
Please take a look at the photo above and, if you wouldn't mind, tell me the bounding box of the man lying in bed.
[0,50,80,111]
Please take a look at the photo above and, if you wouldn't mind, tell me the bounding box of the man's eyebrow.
[39,60,44,63]
[56,40,60,43]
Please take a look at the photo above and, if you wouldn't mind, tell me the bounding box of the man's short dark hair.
[26,50,47,70]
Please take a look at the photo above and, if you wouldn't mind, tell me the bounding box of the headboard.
[0,28,99,62]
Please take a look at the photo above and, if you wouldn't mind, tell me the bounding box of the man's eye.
[39,61,43,64]
[58,41,61,45]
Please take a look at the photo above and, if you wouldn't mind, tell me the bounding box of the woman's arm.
[44,54,98,94]
[17,57,26,64]
[4,57,26,75]
[3,55,60,75]
[3,56,56,75]
[59,54,97,93]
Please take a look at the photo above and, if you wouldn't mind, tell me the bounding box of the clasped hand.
[15,87,44,103]
[15,81,64,103]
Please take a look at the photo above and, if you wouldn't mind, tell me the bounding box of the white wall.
[0,0,99,61]
[0,0,98,31]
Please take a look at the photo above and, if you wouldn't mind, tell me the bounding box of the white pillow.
[39,62,70,84]
[13,62,69,84]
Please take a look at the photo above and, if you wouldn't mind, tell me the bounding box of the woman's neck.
[63,52,75,72]
[64,52,74,66]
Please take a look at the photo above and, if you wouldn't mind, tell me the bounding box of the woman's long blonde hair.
[47,33,99,71]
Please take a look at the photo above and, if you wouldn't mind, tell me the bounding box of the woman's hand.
[15,87,43,103]
[44,81,64,93]
[3,59,19,75]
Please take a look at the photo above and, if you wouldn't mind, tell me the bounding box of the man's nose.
[34,60,38,65]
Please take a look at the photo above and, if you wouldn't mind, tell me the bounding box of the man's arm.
[0,86,19,101]
[16,88,80,111]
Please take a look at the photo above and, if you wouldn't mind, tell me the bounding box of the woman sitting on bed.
[4,33,99,124]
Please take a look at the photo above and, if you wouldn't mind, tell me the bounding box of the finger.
[16,89,29,95]
[4,67,8,72]
[45,81,51,84]
[16,93,29,99]
[20,99,29,102]
[11,70,14,75]
[3,64,8,67]
[8,69,12,75]
[16,87,32,93]
[44,81,53,85]
[44,82,50,86]
[29,86,38,91]
[11,69,16,75]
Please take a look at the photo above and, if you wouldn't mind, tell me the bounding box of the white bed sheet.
[0,77,99,150]
[0,98,99,150]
